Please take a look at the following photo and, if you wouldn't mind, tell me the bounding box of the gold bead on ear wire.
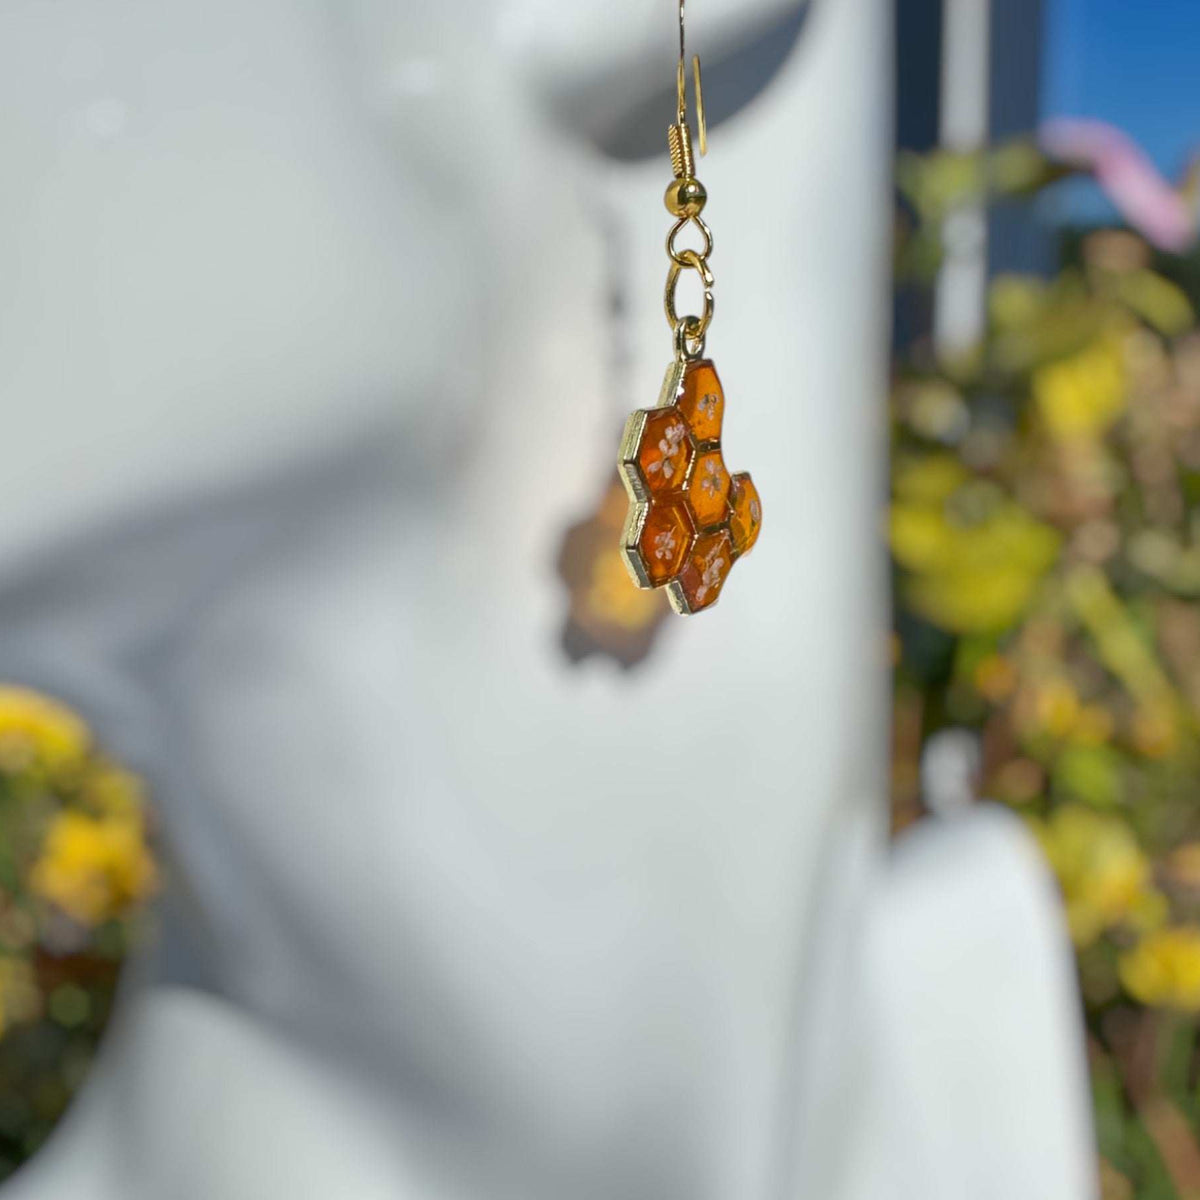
[615,0,761,616]
[665,176,707,219]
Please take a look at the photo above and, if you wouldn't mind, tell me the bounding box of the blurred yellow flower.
[891,460,1061,633]
[1119,927,1200,1012]
[0,687,90,779]
[31,811,157,927]
[1032,805,1161,947]
[1032,337,1126,440]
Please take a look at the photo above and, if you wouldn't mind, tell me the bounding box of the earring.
[617,0,761,616]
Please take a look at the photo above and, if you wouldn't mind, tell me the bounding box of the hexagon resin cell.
[634,501,692,586]
[618,357,760,615]
[687,450,731,531]
[634,408,692,498]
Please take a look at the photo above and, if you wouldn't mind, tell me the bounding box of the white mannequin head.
[0,3,894,1198]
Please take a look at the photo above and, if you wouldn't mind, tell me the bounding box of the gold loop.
[667,215,713,267]
[677,247,714,287]
[665,250,715,340]
[674,316,706,362]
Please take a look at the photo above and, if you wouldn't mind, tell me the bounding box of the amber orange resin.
[638,502,692,585]
[618,359,760,614]
[729,473,762,556]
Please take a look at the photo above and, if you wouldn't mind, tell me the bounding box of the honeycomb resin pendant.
[618,358,761,615]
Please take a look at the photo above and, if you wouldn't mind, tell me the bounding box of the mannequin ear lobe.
[538,2,815,163]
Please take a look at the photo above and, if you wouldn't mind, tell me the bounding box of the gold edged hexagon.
[618,356,759,614]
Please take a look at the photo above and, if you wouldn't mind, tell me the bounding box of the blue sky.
[1042,0,1200,178]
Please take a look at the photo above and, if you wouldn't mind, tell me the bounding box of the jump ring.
[673,317,706,362]
[667,215,713,266]
[664,255,715,338]
[676,247,713,287]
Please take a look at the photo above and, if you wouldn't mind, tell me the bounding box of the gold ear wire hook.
[664,2,709,221]
[675,0,707,156]
[668,0,707,184]
[677,0,687,124]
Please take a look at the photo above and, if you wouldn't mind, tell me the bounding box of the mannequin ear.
[531,1,816,162]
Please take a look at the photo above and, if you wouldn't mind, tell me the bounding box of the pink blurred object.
[1041,117,1196,252]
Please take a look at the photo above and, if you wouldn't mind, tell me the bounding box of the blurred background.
[0,1,1199,1198]
[892,2,1200,1197]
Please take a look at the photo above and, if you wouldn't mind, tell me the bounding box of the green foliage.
[892,138,1200,1197]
